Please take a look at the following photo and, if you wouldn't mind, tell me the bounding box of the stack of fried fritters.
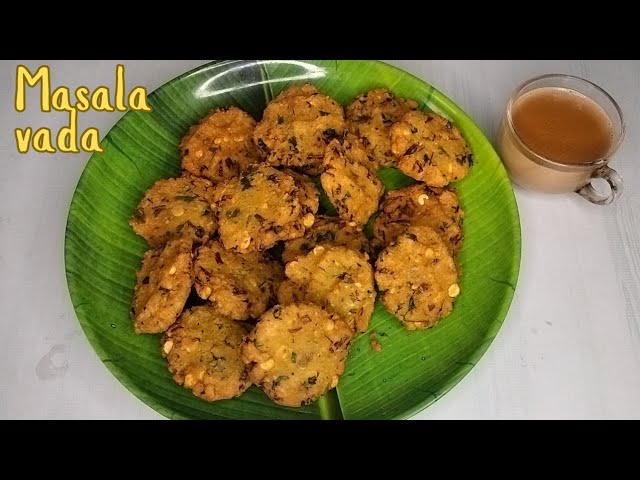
[128,84,473,407]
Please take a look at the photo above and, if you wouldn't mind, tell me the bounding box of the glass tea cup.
[496,74,625,205]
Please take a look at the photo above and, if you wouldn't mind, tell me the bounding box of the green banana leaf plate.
[65,60,521,420]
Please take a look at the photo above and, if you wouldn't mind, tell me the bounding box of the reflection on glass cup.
[496,74,624,205]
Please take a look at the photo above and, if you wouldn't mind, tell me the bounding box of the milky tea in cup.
[497,74,625,205]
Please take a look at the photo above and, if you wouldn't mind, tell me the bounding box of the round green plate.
[65,60,521,420]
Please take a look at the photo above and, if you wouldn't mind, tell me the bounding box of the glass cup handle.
[576,165,623,205]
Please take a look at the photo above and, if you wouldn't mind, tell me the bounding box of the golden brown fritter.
[321,137,384,228]
[372,183,464,255]
[241,303,352,407]
[213,164,319,253]
[346,88,418,167]
[281,215,369,264]
[390,110,473,187]
[193,241,283,321]
[180,106,261,183]
[131,235,194,334]
[162,306,249,401]
[130,174,217,247]
[253,83,346,175]
[375,226,459,330]
[277,246,375,333]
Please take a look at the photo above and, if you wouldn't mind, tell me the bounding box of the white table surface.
[1,60,639,420]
